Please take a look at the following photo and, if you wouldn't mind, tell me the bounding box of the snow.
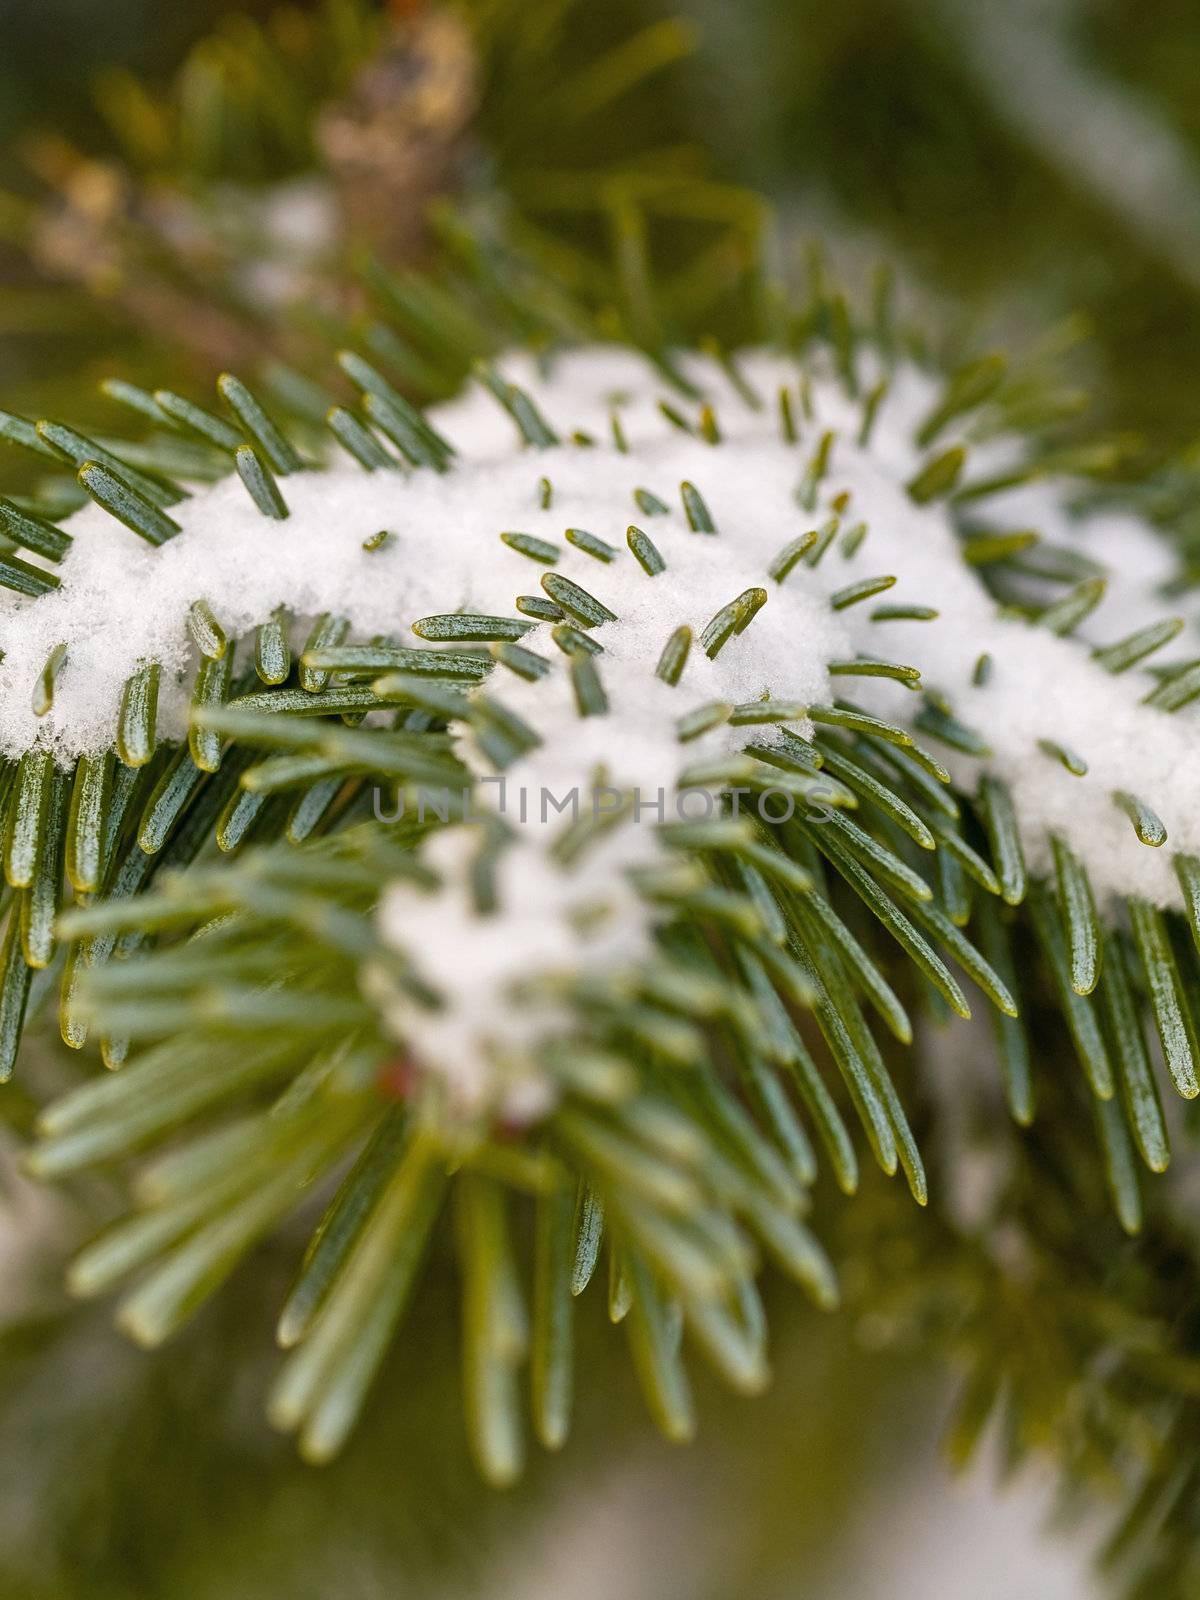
[2,344,1197,1105]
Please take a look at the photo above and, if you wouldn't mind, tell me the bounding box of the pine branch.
[0,210,1195,1549]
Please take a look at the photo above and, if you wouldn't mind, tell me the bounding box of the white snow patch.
[2,345,1197,1105]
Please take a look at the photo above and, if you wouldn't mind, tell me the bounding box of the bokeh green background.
[5,0,1200,438]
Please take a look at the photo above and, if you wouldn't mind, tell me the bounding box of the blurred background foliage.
[5,0,1200,441]
[3,1,1200,1595]
[678,0,1200,447]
